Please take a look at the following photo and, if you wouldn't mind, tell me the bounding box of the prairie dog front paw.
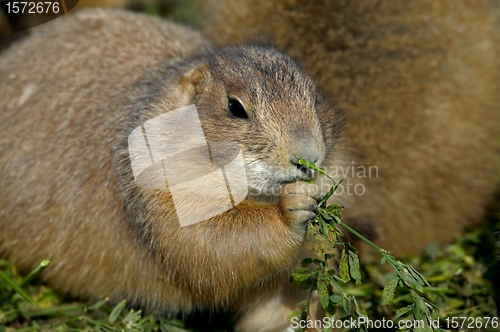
[280,181,320,229]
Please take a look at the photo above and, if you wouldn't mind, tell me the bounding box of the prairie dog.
[201,0,500,255]
[0,8,343,330]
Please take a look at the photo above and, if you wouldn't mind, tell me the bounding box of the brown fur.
[201,0,500,255]
[0,8,344,330]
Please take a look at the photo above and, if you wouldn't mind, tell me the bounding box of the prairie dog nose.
[289,133,321,172]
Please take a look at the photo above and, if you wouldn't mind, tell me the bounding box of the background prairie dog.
[0,8,343,331]
[201,0,500,255]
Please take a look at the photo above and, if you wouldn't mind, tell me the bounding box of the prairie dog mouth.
[244,160,316,203]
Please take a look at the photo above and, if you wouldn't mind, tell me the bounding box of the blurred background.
[0,0,199,50]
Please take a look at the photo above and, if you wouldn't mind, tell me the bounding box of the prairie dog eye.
[228,99,248,119]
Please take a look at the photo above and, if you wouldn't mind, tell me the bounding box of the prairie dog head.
[142,46,342,202]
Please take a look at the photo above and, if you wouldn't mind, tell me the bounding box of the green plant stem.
[330,277,345,295]
[21,304,84,318]
[300,289,313,323]
[20,259,50,287]
[336,218,406,274]
[336,218,384,255]
[0,269,34,303]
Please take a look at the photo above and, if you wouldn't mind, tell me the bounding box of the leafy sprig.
[291,156,447,332]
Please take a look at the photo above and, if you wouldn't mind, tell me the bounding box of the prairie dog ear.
[179,63,210,103]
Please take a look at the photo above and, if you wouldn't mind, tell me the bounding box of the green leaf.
[381,277,399,305]
[331,225,343,237]
[342,297,350,315]
[393,305,412,320]
[294,155,326,176]
[329,294,342,305]
[324,204,342,217]
[87,298,109,310]
[318,216,330,237]
[339,248,350,282]
[324,253,335,260]
[409,275,424,293]
[332,275,347,284]
[318,181,343,207]
[342,296,357,316]
[300,258,314,268]
[385,255,399,268]
[399,268,421,291]
[317,278,330,310]
[346,245,362,285]
[321,210,334,221]
[408,265,430,287]
[412,297,426,321]
[318,186,336,206]
[122,309,142,327]
[108,299,126,323]
[291,268,316,282]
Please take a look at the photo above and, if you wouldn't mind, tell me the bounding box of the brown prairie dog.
[0,8,343,330]
[201,0,500,255]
